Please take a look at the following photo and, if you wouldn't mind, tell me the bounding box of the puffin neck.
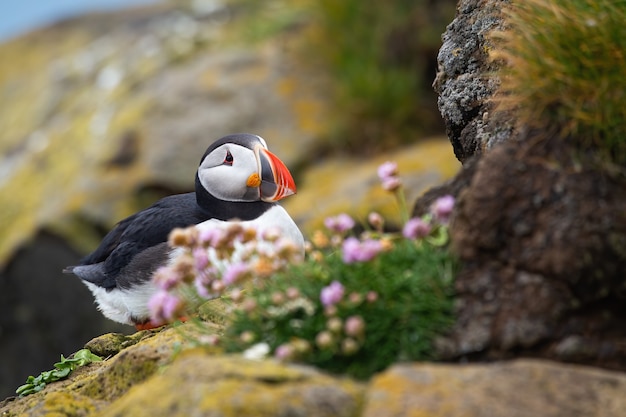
[194,174,274,221]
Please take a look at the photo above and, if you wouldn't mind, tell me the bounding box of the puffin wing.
[66,193,207,289]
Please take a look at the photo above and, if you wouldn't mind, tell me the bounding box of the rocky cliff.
[2,0,625,414]
[0,0,459,400]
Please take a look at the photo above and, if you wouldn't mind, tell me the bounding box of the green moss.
[41,391,97,417]
[100,354,364,417]
[84,331,154,358]
[197,298,231,326]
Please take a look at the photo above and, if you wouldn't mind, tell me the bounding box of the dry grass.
[491,0,626,162]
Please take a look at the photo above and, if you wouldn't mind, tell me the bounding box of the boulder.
[433,0,514,162]
[423,0,626,371]
[439,136,626,369]
[364,359,626,417]
[3,324,626,417]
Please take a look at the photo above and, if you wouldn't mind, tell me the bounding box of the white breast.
[195,205,305,254]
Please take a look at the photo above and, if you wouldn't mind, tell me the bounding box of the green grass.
[492,0,626,162]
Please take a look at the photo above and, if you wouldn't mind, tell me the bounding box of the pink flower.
[315,331,334,349]
[381,176,402,192]
[286,287,300,300]
[198,227,226,247]
[367,212,384,231]
[153,266,181,291]
[324,213,355,233]
[366,291,379,303]
[320,280,345,306]
[148,290,182,324]
[193,247,209,270]
[377,161,398,181]
[432,195,455,224]
[222,262,249,286]
[402,217,432,239]
[342,237,383,264]
[194,275,211,299]
[274,344,295,360]
[344,316,365,337]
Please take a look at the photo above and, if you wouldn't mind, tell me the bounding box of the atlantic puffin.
[64,133,303,329]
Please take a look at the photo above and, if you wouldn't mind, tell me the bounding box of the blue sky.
[0,0,158,42]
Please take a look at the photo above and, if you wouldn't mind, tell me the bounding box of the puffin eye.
[224,150,234,165]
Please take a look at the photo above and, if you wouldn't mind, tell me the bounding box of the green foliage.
[231,0,455,153]
[16,349,102,397]
[494,0,626,162]
[309,0,455,152]
[223,238,457,379]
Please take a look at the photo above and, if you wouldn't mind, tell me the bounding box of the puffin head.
[196,133,296,203]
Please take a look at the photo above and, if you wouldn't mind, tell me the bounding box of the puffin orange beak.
[255,146,297,202]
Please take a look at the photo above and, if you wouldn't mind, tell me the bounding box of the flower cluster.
[148,223,303,326]
[150,161,457,379]
[221,162,457,378]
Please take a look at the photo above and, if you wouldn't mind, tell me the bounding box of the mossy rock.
[100,354,364,417]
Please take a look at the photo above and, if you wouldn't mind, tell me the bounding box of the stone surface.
[3,324,626,417]
[0,322,219,416]
[283,137,460,234]
[101,354,363,417]
[440,136,626,369]
[433,0,514,162]
[364,359,626,417]
[0,232,132,400]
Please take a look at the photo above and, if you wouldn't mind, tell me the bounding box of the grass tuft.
[491,0,626,162]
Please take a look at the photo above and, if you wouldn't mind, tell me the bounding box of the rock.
[364,359,626,417]
[0,231,131,400]
[3,324,626,417]
[283,137,460,233]
[0,321,364,417]
[433,0,514,162]
[0,321,218,415]
[441,136,626,369]
[423,0,626,371]
[101,354,363,417]
[84,330,155,358]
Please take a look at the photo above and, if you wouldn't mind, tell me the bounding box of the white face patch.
[197,144,260,202]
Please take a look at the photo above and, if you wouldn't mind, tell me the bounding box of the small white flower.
[242,343,270,360]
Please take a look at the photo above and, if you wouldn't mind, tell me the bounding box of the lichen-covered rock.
[4,329,626,417]
[363,359,626,417]
[83,331,153,358]
[433,0,514,162]
[283,138,460,234]
[101,354,363,417]
[0,322,219,416]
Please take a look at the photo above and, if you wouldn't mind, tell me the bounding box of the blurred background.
[0,0,459,398]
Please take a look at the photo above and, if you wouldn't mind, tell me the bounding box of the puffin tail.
[62,266,76,274]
